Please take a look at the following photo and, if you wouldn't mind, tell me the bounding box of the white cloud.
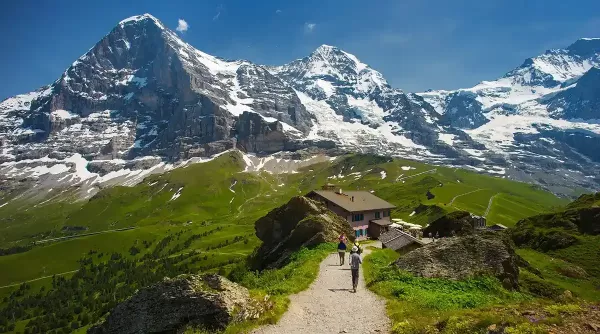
[276,9,282,14]
[176,19,189,33]
[304,22,317,33]
[213,4,224,21]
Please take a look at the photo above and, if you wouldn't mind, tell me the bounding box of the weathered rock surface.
[88,274,267,334]
[253,196,354,269]
[422,211,484,237]
[394,232,521,289]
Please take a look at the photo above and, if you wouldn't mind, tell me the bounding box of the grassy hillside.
[362,192,599,334]
[0,152,569,333]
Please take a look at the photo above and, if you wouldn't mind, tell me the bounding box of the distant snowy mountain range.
[1,13,599,200]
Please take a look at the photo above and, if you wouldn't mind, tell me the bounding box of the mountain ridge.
[1,13,599,201]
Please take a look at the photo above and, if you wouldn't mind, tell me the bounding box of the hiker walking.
[337,239,347,265]
[353,241,363,255]
[349,245,362,293]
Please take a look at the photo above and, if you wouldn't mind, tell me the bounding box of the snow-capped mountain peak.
[1,14,599,201]
[119,13,166,30]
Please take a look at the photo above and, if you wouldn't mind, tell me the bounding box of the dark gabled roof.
[379,228,424,250]
[309,190,396,213]
[370,219,392,226]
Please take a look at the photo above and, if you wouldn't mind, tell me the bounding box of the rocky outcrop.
[394,232,521,290]
[253,196,354,269]
[422,211,483,237]
[511,192,600,251]
[88,274,268,334]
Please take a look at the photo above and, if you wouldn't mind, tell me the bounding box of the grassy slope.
[364,248,596,334]
[0,153,566,286]
[0,152,570,333]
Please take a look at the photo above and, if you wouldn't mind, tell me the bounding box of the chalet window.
[359,229,363,236]
[383,210,390,217]
[375,211,381,219]
[355,230,360,238]
[352,213,364,222]
[363,229,368,237]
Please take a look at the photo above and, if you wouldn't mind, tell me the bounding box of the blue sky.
[2,0,599,99]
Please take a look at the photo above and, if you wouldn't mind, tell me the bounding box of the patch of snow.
[51,109,78,119]
[170,187,183,201]
[315,79,335,97]
[64,154,95,181]
[380,171,387,179]
[229,180,237,193]
[438,133,456,146]
[401,166,414,171]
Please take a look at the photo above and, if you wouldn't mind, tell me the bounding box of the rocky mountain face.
[1,13,599,201]
[419,38,600,195]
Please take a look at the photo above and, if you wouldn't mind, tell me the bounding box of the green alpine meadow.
[3,151,599,333]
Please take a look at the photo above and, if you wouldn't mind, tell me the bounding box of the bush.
[519,270,563,299]
[543,303,583,316]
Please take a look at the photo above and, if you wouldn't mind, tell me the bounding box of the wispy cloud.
[275,9,282,14]
[176,19,189,33]
[213,4,224,21]
[378,32,412,46]
[304,22,317,33]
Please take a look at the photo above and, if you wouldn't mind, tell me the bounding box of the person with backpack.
[337,239,347,265]
[349,245,362,293]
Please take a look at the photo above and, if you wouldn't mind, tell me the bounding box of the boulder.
[88,274,267,334]
[253,196,354,269]
[394,232,521,289]
[422,211,482,237]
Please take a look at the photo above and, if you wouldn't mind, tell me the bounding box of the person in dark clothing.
[337,240,347,265]
[349,246,362,293]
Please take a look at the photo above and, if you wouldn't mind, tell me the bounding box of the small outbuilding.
[488,223,508,231]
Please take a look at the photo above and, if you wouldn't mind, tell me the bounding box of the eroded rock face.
[394,232,521,290]
[87,274,267,334]
[253,196,354,269]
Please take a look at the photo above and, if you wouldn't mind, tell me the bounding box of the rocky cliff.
[252,196,354,269]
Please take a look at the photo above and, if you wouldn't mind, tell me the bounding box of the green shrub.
[543,303,582,316]
[519,270,563,299]
[504,323,547,334]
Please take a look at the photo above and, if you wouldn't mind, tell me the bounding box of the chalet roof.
[489,224,508,230]
[379,228,424,250]
[370,219,393,226]
[309,190,396,213]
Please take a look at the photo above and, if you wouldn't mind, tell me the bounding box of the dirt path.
[252,246,391,334]
[395,168,436,182]
[483,193,499,217]
[0,270,79,289]
[448,188,484,206]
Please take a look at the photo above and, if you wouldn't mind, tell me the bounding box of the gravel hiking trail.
[252,245,391,334]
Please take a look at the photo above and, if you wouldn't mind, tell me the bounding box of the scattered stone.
[559,290,574,301]
[585,322,599,331]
